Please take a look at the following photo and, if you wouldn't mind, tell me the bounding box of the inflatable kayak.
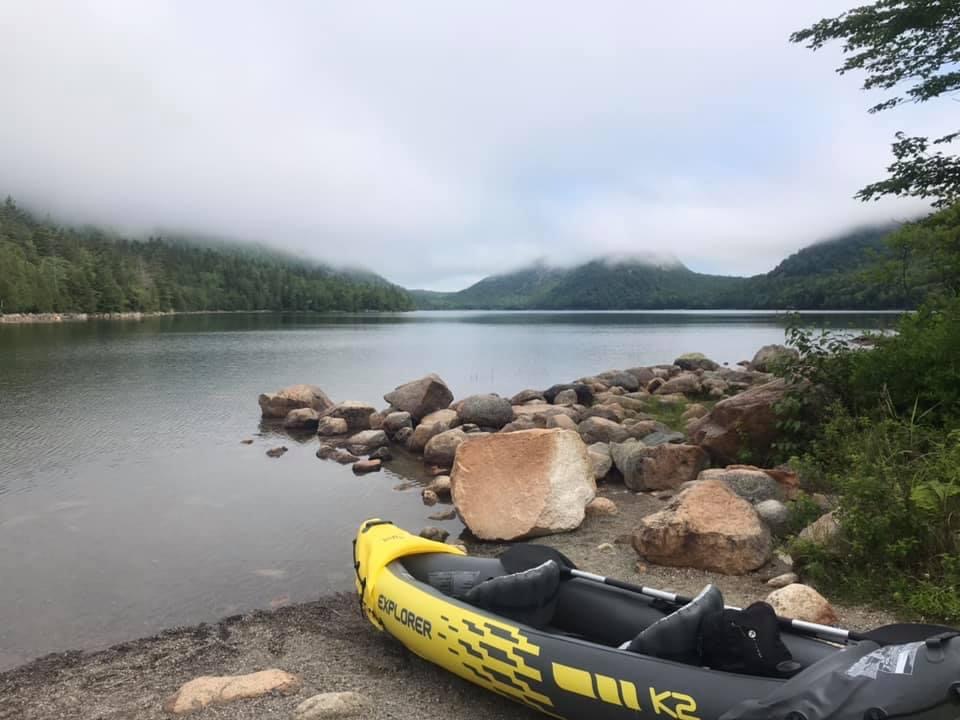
[354,519,960,720]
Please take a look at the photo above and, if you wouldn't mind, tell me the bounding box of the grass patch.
[636,397,716,431]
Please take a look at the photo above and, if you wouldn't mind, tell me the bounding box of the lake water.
[0,310,899,669]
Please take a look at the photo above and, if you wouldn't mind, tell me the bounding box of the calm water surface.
[0,310,899,668]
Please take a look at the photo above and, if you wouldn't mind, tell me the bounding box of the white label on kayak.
[846,642,922,679]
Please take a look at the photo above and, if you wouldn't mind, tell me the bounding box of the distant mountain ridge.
[0,197,414,314]
[413,225,903,310]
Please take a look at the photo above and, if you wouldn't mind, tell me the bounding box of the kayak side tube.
[371,559,783,720]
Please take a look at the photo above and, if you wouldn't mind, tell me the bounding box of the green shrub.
[790,407,960,621]
[780,494,826,538]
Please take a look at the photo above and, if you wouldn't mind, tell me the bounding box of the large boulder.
[327,401,376,432]
[408,408,459,452]
[765,584,838,625]
[451,429,595,540]
[423,428,470,468]
[632,479,772,574]
[611,441,709,491]
[687,379,789,465]
[577,417,630,445]
[750,344,799,372]
[697,467,785,504]
[553,389,579,405]
[383,374,453,421]
[674,353,719,372]
[458,394,514,429]
[258,384,334,419]
[655,373,702,396]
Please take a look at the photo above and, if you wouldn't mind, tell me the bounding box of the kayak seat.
[626,584,724,663]
[463,560,561,628]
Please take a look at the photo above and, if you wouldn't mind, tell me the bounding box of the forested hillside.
[0,198,414,314]
[415,225,913,310]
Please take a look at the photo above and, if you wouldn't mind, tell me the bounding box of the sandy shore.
[0,489,898,720]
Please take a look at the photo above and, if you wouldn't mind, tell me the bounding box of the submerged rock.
[344,429,388,453]
[316,416,349,436]
[283,408,320,430]
[352,459,382,474]
[451,428,595,541]
[266,446,288,458]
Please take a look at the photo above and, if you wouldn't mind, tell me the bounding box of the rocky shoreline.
[256,345,852,627]
[260,345,823,574]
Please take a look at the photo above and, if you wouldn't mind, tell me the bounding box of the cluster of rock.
[257,344,839,574]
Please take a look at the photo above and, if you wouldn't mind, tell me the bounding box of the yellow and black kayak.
[354,519,960,720]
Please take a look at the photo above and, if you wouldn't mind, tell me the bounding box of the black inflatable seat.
[464,560,561,628]
[626,584,724,663]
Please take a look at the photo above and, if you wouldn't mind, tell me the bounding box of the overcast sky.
[2,1,947,290]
